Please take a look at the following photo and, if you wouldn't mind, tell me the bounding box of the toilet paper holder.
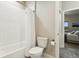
[51,39,56,46]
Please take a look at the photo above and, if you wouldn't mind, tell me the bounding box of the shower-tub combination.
[0,1,36,58]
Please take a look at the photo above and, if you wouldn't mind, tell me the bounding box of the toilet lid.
[29,47,43,54]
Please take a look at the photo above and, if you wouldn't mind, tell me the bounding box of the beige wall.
[36,1,55,56]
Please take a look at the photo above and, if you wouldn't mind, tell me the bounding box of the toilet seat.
[29,47,43,54]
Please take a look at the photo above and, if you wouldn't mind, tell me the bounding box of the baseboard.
[44,53,55,58]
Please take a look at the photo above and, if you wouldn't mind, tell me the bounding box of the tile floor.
[60,42,79,58]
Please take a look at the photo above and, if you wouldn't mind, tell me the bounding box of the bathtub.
[0,41,26,58]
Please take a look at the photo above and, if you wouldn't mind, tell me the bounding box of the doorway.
[60,9,79,58]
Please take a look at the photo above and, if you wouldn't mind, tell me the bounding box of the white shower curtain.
[24,8,36,56]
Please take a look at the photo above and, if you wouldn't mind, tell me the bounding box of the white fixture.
[51,41,55,46]
[29,36,48,58]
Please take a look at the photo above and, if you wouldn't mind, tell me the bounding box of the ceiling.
[65,9,79,18]
[65,9,79,15]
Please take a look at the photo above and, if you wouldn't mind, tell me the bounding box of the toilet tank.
[37,36,48,48]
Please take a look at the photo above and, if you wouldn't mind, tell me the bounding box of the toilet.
[29,36,48,58]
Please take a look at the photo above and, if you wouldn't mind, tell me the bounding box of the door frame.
[55,1,60,58]
[63,7,79,48]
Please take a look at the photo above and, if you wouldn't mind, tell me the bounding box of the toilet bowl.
[29,36,48,58]
[29,47,44,58]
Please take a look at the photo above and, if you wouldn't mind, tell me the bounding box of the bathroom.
[0,1,60,58]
